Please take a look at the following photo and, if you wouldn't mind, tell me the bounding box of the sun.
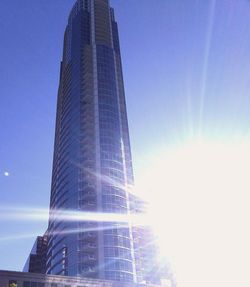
[134,138,250,287]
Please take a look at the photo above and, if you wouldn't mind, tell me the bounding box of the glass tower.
[46,0,136,283]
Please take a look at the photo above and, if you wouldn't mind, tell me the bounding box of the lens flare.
[134,137,250,287]
[0,206,150,226]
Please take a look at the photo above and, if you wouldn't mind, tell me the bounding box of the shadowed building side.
[23,234,48,274]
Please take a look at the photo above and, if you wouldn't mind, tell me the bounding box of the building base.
[0,270,168,287]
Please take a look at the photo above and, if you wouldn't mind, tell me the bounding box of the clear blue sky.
[0,0,250,284]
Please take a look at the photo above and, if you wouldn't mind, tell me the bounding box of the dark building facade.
[46,0,137,283]
[23,235,48,274]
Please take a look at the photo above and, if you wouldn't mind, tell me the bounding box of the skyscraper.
[46,0,137,283]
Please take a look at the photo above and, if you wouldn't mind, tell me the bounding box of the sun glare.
[1,138,249,287]
[135,138,250,287]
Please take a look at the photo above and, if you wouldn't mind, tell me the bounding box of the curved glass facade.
[46,0,136,283]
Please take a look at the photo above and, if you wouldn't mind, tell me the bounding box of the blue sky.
[0,1,250,286]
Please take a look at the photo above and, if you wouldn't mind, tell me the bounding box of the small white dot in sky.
[4,171,9,177]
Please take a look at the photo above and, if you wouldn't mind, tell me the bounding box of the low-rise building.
[0,270,166,287]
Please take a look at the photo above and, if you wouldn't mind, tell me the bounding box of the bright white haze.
[135,138,250,287]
